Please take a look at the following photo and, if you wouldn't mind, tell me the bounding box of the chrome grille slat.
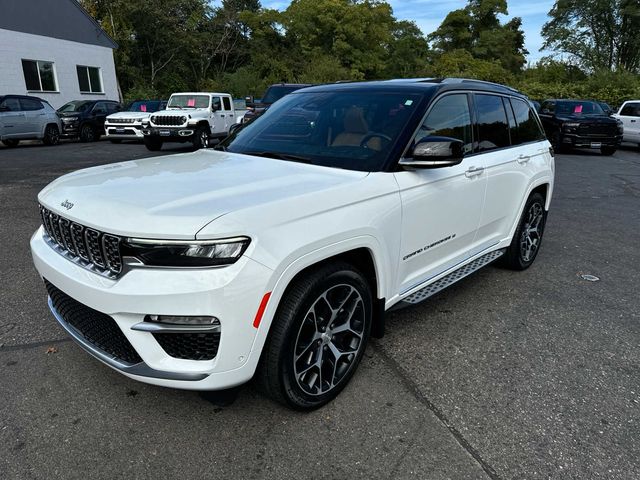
[39,205,122,278]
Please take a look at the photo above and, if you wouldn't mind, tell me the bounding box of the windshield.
[167,95,209,109]
[556,101,604,116]
[127,100,162,113]
[58,101,92,113]
[220,90,423,172]
[261,86,306,104]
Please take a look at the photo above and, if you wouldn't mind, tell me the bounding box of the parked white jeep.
[32,79,554,410]
[142,92,244,151]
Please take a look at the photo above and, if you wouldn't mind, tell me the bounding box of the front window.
[58,101,92,113]
[555,101,604,116]
[127,100,162,113]
[76,66,103,94]
[415,94,473,154]
[220,90,423,172]
[22,59,57,92]
[261,86,305,104]
[167,95,210,109]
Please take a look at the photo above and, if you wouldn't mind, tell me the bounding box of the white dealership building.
[0,0,119,109]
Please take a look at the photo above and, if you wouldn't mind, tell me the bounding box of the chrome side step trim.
[400,248,506,305]
[48,298,209,382]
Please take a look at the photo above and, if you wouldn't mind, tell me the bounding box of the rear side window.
[222,97,232,111]
[620,103,640,117]
[417,94,473,154]
[20,98,44,111]
[475,94,510,152]
[510,98,546,144]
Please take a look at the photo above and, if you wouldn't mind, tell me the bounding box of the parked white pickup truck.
[612,100,640,146]
[142,92,245,151]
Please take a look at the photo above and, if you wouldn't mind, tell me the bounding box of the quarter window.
[510,98,546,144]
[76,66,103,93]
[475,94,510,152]
[21,59,57,92]
[416,94,473,154]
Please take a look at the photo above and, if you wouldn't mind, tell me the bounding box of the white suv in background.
[31,79,554,410]
[613,100,640,146]
[0,95,61,147]
[142,92,245,151]
[104,99,166,143]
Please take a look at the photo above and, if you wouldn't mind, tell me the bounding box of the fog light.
[145,314,219,325]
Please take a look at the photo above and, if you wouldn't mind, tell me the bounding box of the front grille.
[153,332,221,361]
[45,280,142,365]
[40,205,123,277]
[109,118,138,124]
[578,123,618,137]
[151,115,185,126]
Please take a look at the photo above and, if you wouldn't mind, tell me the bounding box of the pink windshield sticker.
[187,98,196,107]
[140,104,147,112]
[574,105,583,113]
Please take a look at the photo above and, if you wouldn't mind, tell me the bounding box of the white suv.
[0,95,61,147]
[31,79,554,410]
[613,100,640,146]
[142,92,245,151]
[104,100,166,143]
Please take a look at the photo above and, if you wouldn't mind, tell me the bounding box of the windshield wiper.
[244,151,312,164]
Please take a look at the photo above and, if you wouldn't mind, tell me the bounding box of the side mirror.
[399,137,465,169]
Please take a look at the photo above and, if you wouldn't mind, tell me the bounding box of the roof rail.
[438,78,521,94]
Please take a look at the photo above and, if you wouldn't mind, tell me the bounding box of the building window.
[21,59,57,92]
[76,65,103,93]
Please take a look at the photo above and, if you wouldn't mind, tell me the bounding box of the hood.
[107,111,151,120]
[556,114,618,123]
[38,150,368,239]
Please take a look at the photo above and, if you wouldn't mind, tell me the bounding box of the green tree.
[542,0,640,72]
[429,0,527,73]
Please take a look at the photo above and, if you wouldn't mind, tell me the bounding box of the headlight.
[122,237,250,267]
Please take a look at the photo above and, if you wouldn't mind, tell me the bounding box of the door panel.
[395,93,486,294]
[211,96,225,135]
[20,97,45,135]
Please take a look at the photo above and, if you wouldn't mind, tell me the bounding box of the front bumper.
[105,124,144,140]
[562,133,622,148]
[60,122,80,138]
[143,126,194,140]
[31,227,274,390]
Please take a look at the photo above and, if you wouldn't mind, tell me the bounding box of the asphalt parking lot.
[1,139,639,479]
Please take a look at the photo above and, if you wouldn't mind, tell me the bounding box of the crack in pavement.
[371,341,502,480]
[0,337,72,353]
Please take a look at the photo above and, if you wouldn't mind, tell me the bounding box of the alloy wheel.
[520,202,544,262]
[293,284,366,396]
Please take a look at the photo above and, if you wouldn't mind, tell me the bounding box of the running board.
[399,249,506,306]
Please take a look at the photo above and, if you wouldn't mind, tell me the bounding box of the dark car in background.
[538,99,623,155]
[242,83,313,123]
[57,100,121,142]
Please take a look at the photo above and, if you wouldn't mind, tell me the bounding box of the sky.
[234,0,557,63]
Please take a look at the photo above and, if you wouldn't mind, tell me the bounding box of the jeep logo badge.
[60,199,74,210]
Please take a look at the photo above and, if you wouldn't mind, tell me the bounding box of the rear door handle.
[465,166,484,177]
[517,154,531,164]
[631,120,637,123]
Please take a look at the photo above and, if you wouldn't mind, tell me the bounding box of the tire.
[2,139,19,147]
[109,139,122,144]
[256,262,373,410]
[192,125,209,150]
[143,137,163,151]
[502,193,547,270]
[42,124,60,146]
[79,124,97,142]
[601,146,616,156]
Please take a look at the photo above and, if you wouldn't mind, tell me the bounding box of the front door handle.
[465,166,484,177]
[631,120,636,123]
[517,154,531,164]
